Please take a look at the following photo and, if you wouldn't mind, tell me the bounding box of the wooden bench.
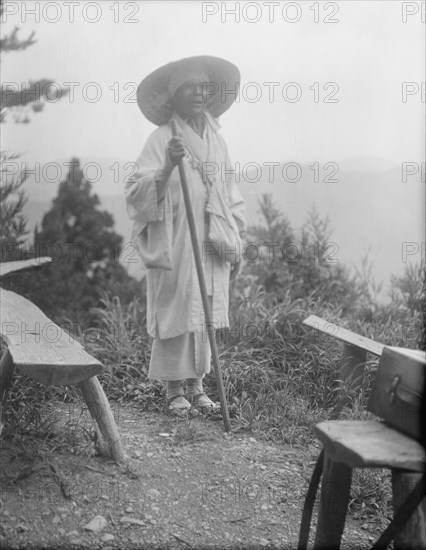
[299,316,425,550]
[0,257,124,462]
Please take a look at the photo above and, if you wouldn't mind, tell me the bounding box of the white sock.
[186,377,204,396]
[166,380,184,401]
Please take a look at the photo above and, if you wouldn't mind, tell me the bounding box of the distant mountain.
[21,157,425,298]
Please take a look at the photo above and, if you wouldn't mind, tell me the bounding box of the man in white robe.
[125,56,246,415]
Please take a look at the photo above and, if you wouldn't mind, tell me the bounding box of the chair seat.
[315,420,425,472]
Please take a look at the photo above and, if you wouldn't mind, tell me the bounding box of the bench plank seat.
[0,288,103,386]
[315,420,425,472]
[0,257,52,278]
[0,258,124,462]
[303,315,384,356]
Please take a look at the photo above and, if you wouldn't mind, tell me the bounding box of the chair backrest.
[303,315,425,441]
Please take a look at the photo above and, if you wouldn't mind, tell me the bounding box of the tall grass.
[86,293,164,409]
[1,257,423,522]
[79,269,422,443]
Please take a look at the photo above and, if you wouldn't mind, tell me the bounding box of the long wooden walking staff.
[170,119,231,432]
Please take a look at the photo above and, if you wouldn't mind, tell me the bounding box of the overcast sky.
[2,0,424,166]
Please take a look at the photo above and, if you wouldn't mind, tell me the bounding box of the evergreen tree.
[291,207,359,307]
[0,152,28,261]
[0,4,69,261]
[26,158,139,322]
[246,194,360,311]
[0,4,68,123]
[0,11,139,324]
[247,194,295,293]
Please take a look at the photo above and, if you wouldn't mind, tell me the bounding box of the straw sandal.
[167,395,199,418]
[189,393,221,415]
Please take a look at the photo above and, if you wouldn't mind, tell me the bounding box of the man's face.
[172,78,211,119]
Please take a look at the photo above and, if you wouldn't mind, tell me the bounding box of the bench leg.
[78,376,125,463]
[392,470,426,550]
[0,349,15,435]
[313,453,352,550]
[0,349,15,402]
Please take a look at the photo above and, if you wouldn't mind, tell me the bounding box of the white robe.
[124,113,246,346]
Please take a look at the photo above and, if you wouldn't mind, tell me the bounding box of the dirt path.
[0,402,382,549]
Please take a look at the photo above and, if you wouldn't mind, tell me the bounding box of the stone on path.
[83,515,107,533]
[120,516,147,527]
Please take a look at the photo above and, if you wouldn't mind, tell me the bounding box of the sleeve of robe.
[218,134,247,240]
[124,127,174,270]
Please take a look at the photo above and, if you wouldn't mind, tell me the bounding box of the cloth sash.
[171,111,219,180]
[171,112,242,262]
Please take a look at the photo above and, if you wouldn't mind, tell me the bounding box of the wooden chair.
[0,257,124,462]
[298,316,425,550]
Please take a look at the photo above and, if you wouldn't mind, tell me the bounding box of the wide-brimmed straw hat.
[137,55,240,126]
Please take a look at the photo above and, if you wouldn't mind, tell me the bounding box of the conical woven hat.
[137,55,240,125]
